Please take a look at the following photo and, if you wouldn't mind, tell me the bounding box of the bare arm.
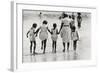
[76,31,79,40]
[35,27,41,34]
[26,30,30,38]
[56,29,59,34]
[59,22,64,33]
[47,27,52,34]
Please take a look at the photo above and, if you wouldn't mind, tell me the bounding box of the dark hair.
[77,12,81,15]
[69,15,71,19]
[32,23,37,28]
[53,23,57,28]
[43,20,48,25]
[62,12,68,18]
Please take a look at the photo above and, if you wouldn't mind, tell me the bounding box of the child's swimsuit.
[29,28,36,42]
[51,28,58,41]
[71,31,78,41]
[39,26,48,41]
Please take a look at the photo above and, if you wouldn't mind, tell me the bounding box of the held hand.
[58,31,60,34]
[26,35,28,38]
[35,34,38,37]
[35,32,38,37]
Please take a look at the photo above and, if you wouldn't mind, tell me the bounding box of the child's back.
[39,21,48,41]
[51,28,58,41]
[29,28,36,41]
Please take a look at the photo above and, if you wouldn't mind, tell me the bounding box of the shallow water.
[22,12,91,63]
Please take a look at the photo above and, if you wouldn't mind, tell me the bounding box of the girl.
[70,14,75,30]
[71,26,79,51]
[48,23,59,53]
[59,13,71,52]
[27,23,37,55]
[36,20,49,54]
[72,12,75,21]
[39,12,42,19]
[77,12,82,28]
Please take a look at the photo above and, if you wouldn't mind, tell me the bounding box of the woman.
[59,12,71,52]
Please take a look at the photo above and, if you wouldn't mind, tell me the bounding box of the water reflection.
[23,51,79,62]
[67,51,79,60]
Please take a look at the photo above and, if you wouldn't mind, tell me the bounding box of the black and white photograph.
[22,10,91,63]
[10,2,97,70]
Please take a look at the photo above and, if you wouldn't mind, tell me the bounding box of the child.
[71,26,79,51]
[48,23,59,53]
[26,23,37,55]
[77,12,82,28]
[70,14,75,30]
[39,12,42,19]
[72,12,75,20]
[36,20,49,54]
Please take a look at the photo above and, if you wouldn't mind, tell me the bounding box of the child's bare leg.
[67,42,69,51]
[73,40,77,51]
[54,41,56,53]
[63,42,65,52]
[43,39,47,54]
[33,41,36,55]
[30,41,33,54]
[52,41,54,53]
[43,40,45,54]
[41,40,43,50]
